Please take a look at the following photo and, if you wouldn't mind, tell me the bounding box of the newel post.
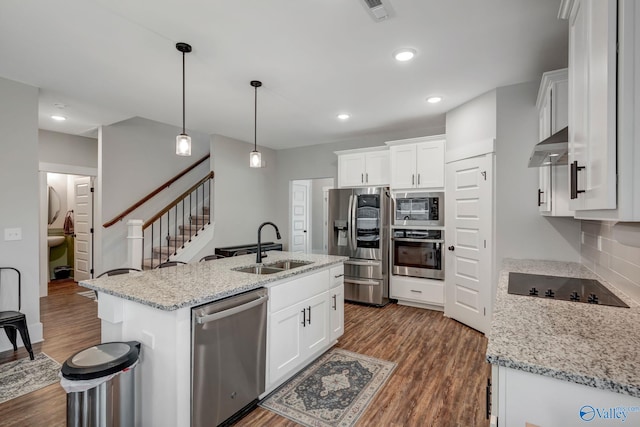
[127,219,144,270]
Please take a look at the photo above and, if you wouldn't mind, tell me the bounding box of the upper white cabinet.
[565,0,617,212]
[336,148,389,188]
[386,136,445,190]
[536,69,572,217]
[561,0,640,220]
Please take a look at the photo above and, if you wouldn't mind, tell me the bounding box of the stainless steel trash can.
[61,341,141,427]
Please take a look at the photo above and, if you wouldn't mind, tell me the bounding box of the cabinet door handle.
[301,308,306,327]
[334,274,344,278]
[570,160,585,199]
[366,172,369,183]
[361,173,364,183]
[332,294,337,310]
[410,289,422,293]
[307,305,311,324]
[412,174,415,185]
[537,189,544,206]
[417,174,420,186]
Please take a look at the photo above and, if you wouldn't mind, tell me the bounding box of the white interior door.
[74,176,93,281]
[444,154,493,334]
[290,180,310,253]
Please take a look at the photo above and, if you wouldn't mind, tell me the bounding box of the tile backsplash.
[581,221,640,304]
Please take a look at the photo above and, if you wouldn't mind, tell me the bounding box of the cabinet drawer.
[270,269,330,313]
[330,264,344,288]
[390,276,444,305]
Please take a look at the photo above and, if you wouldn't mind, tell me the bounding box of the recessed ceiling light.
[394,48,416,62]
[426,96,443,104]
[51,115,67,121]
[337,113,350,120]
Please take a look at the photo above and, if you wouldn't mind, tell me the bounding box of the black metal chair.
[156,261,188,269]
[0,267,34,360]
[97,268,142,278]
[199,254,225,262]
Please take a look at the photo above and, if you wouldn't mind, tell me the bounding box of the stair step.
[166,235,191,245]
[152,246,179,256]
[202,206,210,215]
[190,215,210,224]
[179,224,205,235]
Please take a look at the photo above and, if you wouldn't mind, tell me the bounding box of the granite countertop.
[79,251,347,311]
[487,259,640,398]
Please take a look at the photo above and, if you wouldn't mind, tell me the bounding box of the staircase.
[143,206,210,269]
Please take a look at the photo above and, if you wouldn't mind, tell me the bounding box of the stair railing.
[103,153,210,228]
[142,171,213,269]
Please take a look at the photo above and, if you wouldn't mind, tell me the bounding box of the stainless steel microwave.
[392,192,443,227]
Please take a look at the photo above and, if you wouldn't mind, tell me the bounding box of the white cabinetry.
[266,265,344,392]
[390,275,443,310]
[536,69,572,217]
[565,0,617,212]
[491,365,640,426]
[336,148,389,188]
[387,136,445,190]
[329,265,344,340]
[562,0,640,220]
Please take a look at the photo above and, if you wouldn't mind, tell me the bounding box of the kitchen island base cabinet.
[492,365,640,427]
[266,264,345,394]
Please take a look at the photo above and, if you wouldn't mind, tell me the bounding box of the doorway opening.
[39,165,96,297]
[289,178,334,254]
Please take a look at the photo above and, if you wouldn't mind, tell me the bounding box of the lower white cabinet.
[491,365,640,427]
[390,275,444,309]
[266,264,345,392]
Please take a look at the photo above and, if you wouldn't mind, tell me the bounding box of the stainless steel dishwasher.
[191,288,268,427]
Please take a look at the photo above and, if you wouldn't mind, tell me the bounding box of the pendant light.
[250,80,262,168]
[176,42,192,156]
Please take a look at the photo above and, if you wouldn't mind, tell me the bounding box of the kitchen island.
[80,251,347,427]
[487,259,640,426]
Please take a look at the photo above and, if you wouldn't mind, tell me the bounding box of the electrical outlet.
[4,228,22,241]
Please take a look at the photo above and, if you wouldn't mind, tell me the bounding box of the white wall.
[494,82,581,267]
[0,76,43,352]
[98,117,211,272]
[208,134,278,251]
[446,89,497,152]
[39,129,97,168]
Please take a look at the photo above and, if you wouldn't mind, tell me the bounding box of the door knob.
[448,246,455,251]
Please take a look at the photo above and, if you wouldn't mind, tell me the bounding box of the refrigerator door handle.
[351,193,358,249]
[347,194,354,249]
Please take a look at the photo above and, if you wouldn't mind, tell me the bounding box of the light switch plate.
[4,228,22,241]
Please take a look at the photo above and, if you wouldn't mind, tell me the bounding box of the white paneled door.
[290,180,310,253]
[445,154,493,334]
[74,176,93,281]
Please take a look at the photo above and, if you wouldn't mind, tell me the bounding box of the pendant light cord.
[182,51,186,135]
[254,85,258,151]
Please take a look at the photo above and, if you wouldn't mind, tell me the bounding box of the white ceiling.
[0,0,568,150]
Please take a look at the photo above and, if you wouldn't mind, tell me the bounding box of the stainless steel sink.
[233,265,284,275]
[233,260,313,275]
[265,260,313,270]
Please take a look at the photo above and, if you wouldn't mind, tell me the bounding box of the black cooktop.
[508,272,629,308]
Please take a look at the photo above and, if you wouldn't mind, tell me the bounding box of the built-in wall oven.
[392,192,443,227]
[392,228,444,280]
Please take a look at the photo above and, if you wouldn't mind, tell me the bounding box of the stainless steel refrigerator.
[328,187,390,306]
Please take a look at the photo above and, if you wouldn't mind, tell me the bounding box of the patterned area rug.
[0,353,61,404]
[77,290,97,301]
[260,348,396,427]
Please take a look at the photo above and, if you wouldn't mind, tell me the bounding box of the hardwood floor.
[0,279,100,427]
[0,285,490,427]
[238,303,491,427]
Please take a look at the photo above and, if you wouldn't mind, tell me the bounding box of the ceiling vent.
[360,0,394,22]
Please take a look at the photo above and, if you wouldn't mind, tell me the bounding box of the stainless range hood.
[528,126,568,167]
